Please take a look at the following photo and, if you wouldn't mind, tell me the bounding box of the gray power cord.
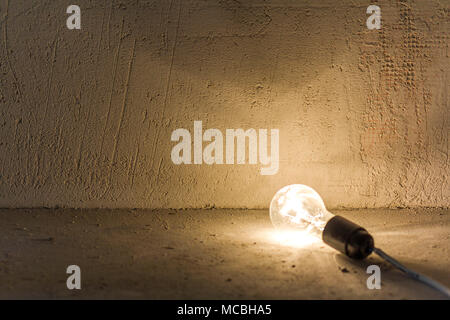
[373,247,450,298]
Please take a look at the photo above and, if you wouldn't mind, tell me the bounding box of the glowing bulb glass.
[270,184,334,237]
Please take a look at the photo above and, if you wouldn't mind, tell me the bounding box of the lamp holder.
[322,215,374,259]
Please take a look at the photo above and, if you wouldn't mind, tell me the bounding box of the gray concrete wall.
[0,0,448,209]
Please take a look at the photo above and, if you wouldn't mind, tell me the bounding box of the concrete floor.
[0,208,448,299]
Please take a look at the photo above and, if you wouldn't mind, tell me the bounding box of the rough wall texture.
[0,0,448,209]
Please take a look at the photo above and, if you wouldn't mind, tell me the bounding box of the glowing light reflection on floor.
[269,230,319,248]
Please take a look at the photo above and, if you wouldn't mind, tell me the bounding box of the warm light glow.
[270,184,334,237]
[270,230,319,248]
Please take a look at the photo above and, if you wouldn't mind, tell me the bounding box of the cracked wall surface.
[0,0,448,209]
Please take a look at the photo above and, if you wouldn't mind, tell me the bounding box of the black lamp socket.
[322,215,374,259]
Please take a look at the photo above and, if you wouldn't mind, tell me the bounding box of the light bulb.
[270,184,374,259]
[270,184,333,237]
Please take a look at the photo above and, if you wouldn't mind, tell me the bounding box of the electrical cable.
[373,247,450,298]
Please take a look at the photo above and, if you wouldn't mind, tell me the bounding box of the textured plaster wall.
[0,0,448,209]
